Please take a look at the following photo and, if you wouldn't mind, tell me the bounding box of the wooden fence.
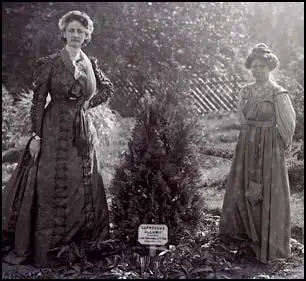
[110,74,246,117]
[187,73,244,114]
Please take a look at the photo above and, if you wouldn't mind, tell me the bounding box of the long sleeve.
[275,92,296,150]
[88,57,114,109]
[237,87,247,124]
[30,57,53,137]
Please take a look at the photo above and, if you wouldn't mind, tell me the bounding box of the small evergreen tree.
[110,67,204,245]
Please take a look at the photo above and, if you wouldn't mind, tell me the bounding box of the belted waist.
[49,99,90,158]
[243,120,275,127]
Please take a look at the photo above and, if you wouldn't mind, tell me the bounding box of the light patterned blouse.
[237,80,296,150]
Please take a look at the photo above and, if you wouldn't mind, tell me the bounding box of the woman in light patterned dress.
[219,43,296,263]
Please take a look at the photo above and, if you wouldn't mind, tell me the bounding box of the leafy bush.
[87,104,120,154]
[2,85,15,150]
[2,85,26,151]
[288,160,304,193]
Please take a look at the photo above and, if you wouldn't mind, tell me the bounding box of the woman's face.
[251,58,270,82]
[63,20,88,48]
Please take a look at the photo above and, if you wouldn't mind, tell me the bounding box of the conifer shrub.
[110,68,204,245]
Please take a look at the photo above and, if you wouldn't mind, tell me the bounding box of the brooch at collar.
[73,59,87,80]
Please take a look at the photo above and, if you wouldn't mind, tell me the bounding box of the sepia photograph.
[2,2,304,279]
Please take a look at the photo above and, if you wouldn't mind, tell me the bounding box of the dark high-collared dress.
[2,48,114,266]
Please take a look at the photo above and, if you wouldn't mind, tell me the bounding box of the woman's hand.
[29,138,41,163]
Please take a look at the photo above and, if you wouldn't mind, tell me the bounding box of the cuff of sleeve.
[32,132,42,140]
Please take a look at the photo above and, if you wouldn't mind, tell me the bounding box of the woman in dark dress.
[3,10,114,267]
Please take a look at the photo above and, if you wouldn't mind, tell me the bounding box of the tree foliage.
[245,2,304,85]
[3,2,303,90]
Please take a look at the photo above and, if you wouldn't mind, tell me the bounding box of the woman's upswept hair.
[58,10,94,47]
[245,43,280,71]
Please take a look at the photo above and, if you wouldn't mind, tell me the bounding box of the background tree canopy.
[2,2,304,93]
